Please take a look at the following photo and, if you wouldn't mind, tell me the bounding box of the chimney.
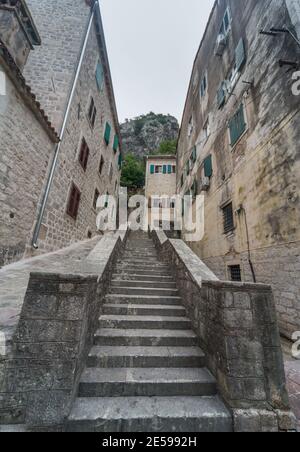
[0,0,41,71]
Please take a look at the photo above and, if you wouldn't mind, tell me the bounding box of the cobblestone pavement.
[0,238,100,345]
[282,338,300,431]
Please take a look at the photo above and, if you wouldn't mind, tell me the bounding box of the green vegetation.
[151,139,177,156]
[120,154,145,189]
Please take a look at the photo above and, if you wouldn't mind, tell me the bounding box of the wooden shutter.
[150,164,155,174]
[168,165,172,174]
[235,38,246,72]
[113,134,119,152]
[163,165,167,174]
[217,82,226,108]
[229,104,246,146]
[67,183,81,220]
[95,61,104,91]
[204,155,213,178]
[104,122,111,145]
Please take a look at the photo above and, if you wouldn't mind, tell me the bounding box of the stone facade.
[152,229,296,432]
[0,0,122,264]
[145,155,177,228]
[176,0,300,339]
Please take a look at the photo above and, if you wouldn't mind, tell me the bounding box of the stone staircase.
[67,232,232,432]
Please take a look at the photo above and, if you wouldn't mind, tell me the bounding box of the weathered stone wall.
[0,232,127,428]
[286,0,300,35]
[152,230,296,432]
[33,19,121,255]
[176,0,300,339]
[24,0,90,131]
[0,64,54,267]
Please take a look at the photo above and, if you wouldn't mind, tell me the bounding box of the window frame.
[87,97,97,128]
[66,183,81,220]
[78,137,90,171]
[222,202,235,234]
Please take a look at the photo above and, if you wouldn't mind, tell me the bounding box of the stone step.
[115,268,173,277]
[94,328,199,346]
[99,315,191,330]
[109,287,179,297]
[78,368,217,397]
[112,274,174,282]
[116,261,168,269]
[105,294,182,306]
[67,396,232,432]
[103,304,186,317]
[87,346,205,368]
[111,280,177,289]
[123,251,158,257]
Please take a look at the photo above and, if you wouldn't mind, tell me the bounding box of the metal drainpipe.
[32,1,98,248]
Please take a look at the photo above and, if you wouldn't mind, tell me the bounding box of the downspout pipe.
[32,1,98,248]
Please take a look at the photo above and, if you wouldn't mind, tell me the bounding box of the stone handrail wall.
[151,229,296,432]
[0,230,128,428]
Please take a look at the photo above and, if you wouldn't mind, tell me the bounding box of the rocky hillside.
[120,113,179,159]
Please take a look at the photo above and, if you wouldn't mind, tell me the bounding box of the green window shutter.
[150,164,155,174]
[104,122,111,145]
[118,153,122,169]
[168,165,172,174]
[113,134,119,152]
[217,82,226,108]
[163,165,167,174]
[95,61,104,91]
[191,147,197,163]
[229,104,246,146]
[186,161,190,175]
[235,38,246,72]
[204,155,213,178]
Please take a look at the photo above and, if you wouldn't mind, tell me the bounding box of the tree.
[120,154,145,189]
[151,139,177,156]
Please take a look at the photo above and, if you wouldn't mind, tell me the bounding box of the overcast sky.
[100,0,214,124]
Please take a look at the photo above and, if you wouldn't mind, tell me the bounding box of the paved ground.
[0,237,99,346]
[282,338,300,431]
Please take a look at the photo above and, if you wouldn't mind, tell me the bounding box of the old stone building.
[145,155,177,228]
[177,0,300,339]
[0,0,122,266]
[0,0,59,267]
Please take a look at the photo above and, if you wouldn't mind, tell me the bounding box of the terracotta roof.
[0,38,59,142]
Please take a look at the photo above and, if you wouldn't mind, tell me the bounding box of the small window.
[229,265,242,282]
[200,73,208,98]
[181,174,184,187]
[172,166,176,174]
[93,188,100,210]
[204,155,213,178]
[203,119,211,141]
[188,116,194,137]
[99,155,105,175]
[78,138,90,171]
[67,183,81,220]
[113,134,119,153]
[229,104,247,147]
[95,61,104,91]
[220,7,231,36]
[104,122,111,145]
[222,202,234,234]
[88,97,97,128]
[87,230,92,239]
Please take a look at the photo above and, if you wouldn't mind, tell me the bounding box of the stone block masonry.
[152,229,297,432]
[0,231,127,428]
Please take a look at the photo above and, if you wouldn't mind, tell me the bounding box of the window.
[95,61,104,91]
[229,265,242,282]
[203,119,211,141]
[192,180,198,198]
[186,161,190,176]
[99,155,105,175]
[150,164,155,174]
[229,104,247,147]
[181,174,184,187]
[220,7,231,37]
[190,147,197,165]
[87,230,92,239]
[217,82,226,109]
[200,73,207,98]
[204,155,213,178]
[172,165,176,174]
[155,165,163,174]
[222,202,234,234]
[113,134,119,153]
[88,97,97,128]
[104,122,111,145]
[188,116,194,137]
[67,183,81,220]
[93,188,100,210]
[78,138,89,171]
